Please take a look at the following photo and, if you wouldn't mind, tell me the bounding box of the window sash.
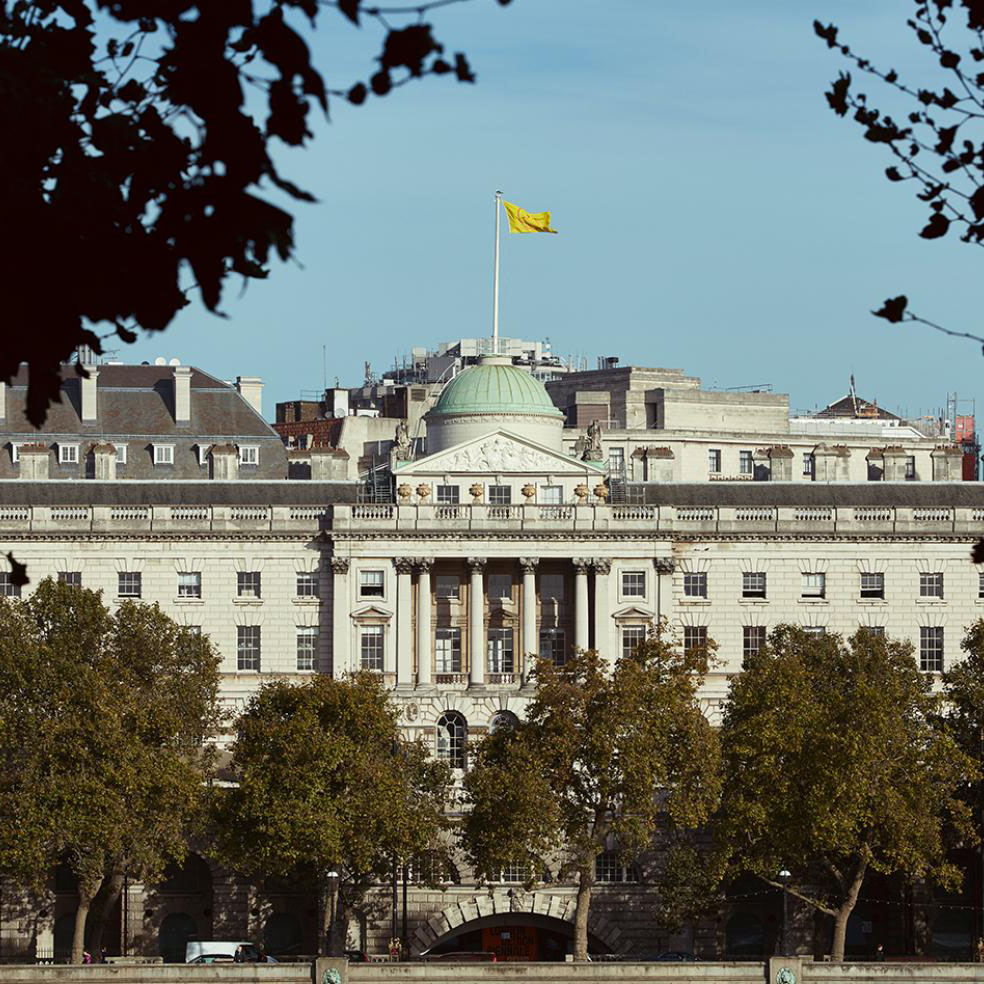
[239,446,259,465]
[708,449,721,473]
[801,573,825,597]
[621,625,646,659]
[621,571,646,598]
[739,450,753,474]
[742,572,767,598]
[237,626,261,671]
[59,444,79,464]
[488,574,512,601]
[58,571,82,588]
[359,625,383,671]
[683,626,708,651]
[919,626,944,672]
[436,485,459,504]
[860,573,885,598]
[153,444,174,465]
[436,712,466,767]
[683,573,707,598]
[919,573,943,598]
[539,629,566,666]
[296,627,317,671]
[435,575,460,600]
[488,485,511,505]
[358,570,384,597]
[177,572,202,598]
[237,572,261,598]
[0,573,21,598]
[743,625,766,657]
[115,444,127,465]
[435,628,462,673]
[296,572,319,597]
[539,485,563,504]
[118,572,142,598]
[802,625,826,637]
[803,453,814,476]
[487,628,514,673]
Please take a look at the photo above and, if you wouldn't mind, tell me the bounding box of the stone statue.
[582,418,604,461]
[393,419,412,460]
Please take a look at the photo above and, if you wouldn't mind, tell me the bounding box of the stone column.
[520,557,539,685]
[468,557,486,687]
[593,559,612,661]
[330,557,349,678]
[573,558,591,652]
[395,559,414,688]
[415,558,433,687]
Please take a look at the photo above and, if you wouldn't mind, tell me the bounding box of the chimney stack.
[173,366,191,424]
[0,381,6,421]
[19,445,49,480]
[81,365,98,423]
[209,444,239,480]
[92,443,117,480]
[235,376,263,416]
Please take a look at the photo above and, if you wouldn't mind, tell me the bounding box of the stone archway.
[412,892,625,958]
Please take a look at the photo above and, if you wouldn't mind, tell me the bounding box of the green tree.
[213,673,451,955]
[461,635,721,961]
[0,578,220,962]
[717,626,977,961]
[0,0,511,425]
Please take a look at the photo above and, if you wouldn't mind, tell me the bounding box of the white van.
[185,941,277,964]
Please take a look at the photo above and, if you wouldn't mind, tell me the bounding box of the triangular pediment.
[611,606,655,621]
[393,429,605,477]
[351,605,392,620]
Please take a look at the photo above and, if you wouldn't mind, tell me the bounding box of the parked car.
[185,942,277,964]
[653,951,698,962]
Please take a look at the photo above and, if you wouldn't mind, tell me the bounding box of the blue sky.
[125,1,983,421]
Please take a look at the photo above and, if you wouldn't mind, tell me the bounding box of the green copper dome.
[428,356,564,419]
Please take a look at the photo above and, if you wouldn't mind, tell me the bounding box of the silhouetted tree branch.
[0,0,511,425]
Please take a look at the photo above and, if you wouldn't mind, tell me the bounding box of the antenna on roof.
[850,373,858,417]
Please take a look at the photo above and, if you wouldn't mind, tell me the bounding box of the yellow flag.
[503,200,558,234]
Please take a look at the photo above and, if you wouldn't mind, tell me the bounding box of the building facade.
[1,357,982,962]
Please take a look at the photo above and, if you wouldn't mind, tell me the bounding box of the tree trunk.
[87,869,124,959]
[829,860,869,961]
[573,866,593,962]
[71,876,103,964]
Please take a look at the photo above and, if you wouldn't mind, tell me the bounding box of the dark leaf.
[5,553,28,588]
[813,20,839,48]
[339,0,361,26]
[872,296,908,322]
[347,82,367,105]
[919,212,951,238]
[938,87,958,108]
[917,182,945,201]
[454,52,475,83]
[940,49,961,68]
[942,157,962,172]
[917,28,933,44]
[885,166,905,181]
[117,79,145,102]
[370,71,391,96]
[936,125,958,154]
[381,24,442,77]
[432,58,451,75]
[115,324,138,344]
[886,70,898,83]
[970,185,984,221]
[825,72,851,116]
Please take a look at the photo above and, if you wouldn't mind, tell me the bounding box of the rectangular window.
[803,452,814,477]
[487,628,514,673]
[297,626,318,671]
[239,446,259,466]
[739,449,754,475]
[743,625,766,658]
[488,573,512,602]
[436,574,460,600]
[358,569,384,598]
[683,625,708,651]
[488,485,511,505]
[742,572,767,599]
[540,574,564,601]
[58,571,82,588]
[539,628,566,666]
[237,571,261,599]
[10,443,21,464]
[608,447,625,473]
[621,624,647,659]
[500,861,529,884]
[177,572,202,598]
[153,444,174,465]
[621,570,646,598]
[237,625,261,671]
[979,571,984,599]
[59,444,79,464]
[866,626,886,637]
[801,572,826,599]
[860,572,885,600]
[802,625,826,637]
[595,852,637,884]
[708,449,721,474]
[919,572,944,599]
[539,485,563,504]
[920,626,944,672]
[117,571,142,598]
[115,444,127,465]
[197,444,211,467]
[436,485,459,505]
[435,628,462,673]
[296,571,319,597]
[905,456,916,480]
[683,572,708,598]
[0,572,21,597]
[359,625,383,671]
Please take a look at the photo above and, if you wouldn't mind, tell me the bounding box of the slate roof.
[0,481,360,505]
[641,483,984,507]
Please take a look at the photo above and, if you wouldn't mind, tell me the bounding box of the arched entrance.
[158,913,198,964]
[414,893,624,961]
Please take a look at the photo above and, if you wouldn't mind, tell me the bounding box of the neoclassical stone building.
[1,356,982,962]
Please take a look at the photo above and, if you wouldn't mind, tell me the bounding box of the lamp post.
[779,869,792,957]
[325,870,340,956]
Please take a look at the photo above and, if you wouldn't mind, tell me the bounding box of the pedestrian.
[82,951,92,965]
[234,945,244,963]
[874,942,885,962]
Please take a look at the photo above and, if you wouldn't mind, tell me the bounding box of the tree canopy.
[717,625,976,961]
[461,636,721,961]
[213,673,451,955]
[0,0,510,425]
[0,578,220,962]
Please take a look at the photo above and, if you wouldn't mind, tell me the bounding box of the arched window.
[489,710,518,734]
[436,711,467,768]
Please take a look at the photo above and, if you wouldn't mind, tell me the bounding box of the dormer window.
[59,443,79,465]
[115,444,127,465]
[239,445,259,466]
[197,444,211,467]
[154,444,174,466]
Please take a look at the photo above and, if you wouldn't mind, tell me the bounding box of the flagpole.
[492,190,502,355]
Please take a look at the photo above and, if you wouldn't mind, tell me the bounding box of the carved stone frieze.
[329,557,349,574]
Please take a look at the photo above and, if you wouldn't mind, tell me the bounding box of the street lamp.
[779,869,792,957]
[325,870,340,956]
